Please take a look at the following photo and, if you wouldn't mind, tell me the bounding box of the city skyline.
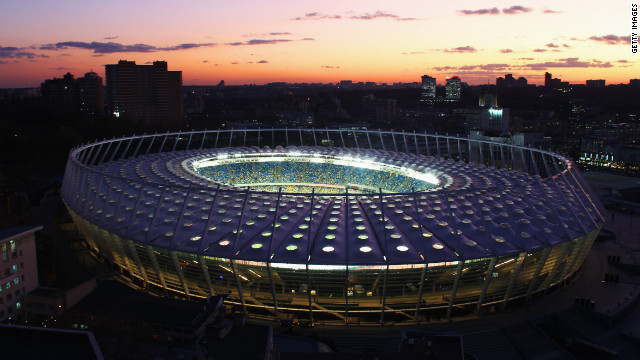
[0,1,637,88]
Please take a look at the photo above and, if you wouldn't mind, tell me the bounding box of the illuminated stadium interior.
[189,150,441,193]
[61,129,605,324]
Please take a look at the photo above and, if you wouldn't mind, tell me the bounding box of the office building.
[446,76,461,101]
[420,75,436,104]
[105,60,182,130]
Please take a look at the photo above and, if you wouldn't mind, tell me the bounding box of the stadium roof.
[67,144,602,265]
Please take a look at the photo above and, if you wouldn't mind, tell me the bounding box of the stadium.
[61,129,605,324]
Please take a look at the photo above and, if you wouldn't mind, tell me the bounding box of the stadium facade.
[61,129,605,324]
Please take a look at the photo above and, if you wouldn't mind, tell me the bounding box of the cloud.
[0,46,48,59]
[51,66,73,71]
[441,46,477,53]
[500,49,514,53]
[301,38,315,41]
[321,65,340,69]
[0,60,8,64]
[269,32,292,36]
[432,65,458,71]
[293,11,416,21]
[203,60,209,63]
[520,57,614,70]
[104,36,119,40]
[51,41,216,53]
[230,61,239,65]
[502,6,532,14]
[588,35,631,45]
[533,49,547,52]
[563,44,571,48]
[257,60,268,63]
[543,9,561,14]
[618,60,629,63]
[457,8,500,15]
[546,43,559,48]
[401,51,425,55]
[434,63,510,72]
[226,39,292,46]
[349,11,416,21]
[293,12,342,20]
[518,57,534,60]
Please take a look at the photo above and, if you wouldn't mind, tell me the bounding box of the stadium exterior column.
[339,129,346,148]
[125,238,150,286]
[228,130,233,147]
[145,245,168,295]
[489,141,495,168]
[172,132,181,152]
[257,128,261,147]
[424,132,430,156]
[412,189,428,322]
[525,247,551,304]
[199,130,206,149]
[144,136,155,156]
[118,138,133,160]
[365,131,372,149]
[502,252,527,310]
[344,191,350,324]
[230,259,247,315]
[285,127,289,147]
[170,250,191,300]
[187,132,193,150]
[272,128,275,148]
[478,140,484,166]
[435,135,441,158]
[391,131,398,152]
[88,142,103,166]
[132,136,144,157]
[243,130,247,147]
[325,128,331,147]
[520,147,527,174]
[413,131,419,155]
[305,189,316,323]
[159,134,168,152]
[99,141,113,164]
[80,143,95,165]
[299,128,303,146]
[353,130,359,149]
[312,129,317,146]
[107,232,137,277]
[265,188,283,318]
[402,133,409,153]
[476,257,497,313]
[456,138,462,161]
[446,261,464,320]
[378,129,386,151]
[198,254,216,296]
[214,131,220,148]
[108,139,122,162]
[445,136,451,159]
[378,190,389,324]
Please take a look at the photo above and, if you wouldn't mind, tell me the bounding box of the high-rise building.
[586,79,606,88]
[496,74,527,88]
[420,75,436,104]
[630,79,640,88]
[105,60,182,130]
[41,72,104,114]
[76,72,104,114]
[41,72,77,112]
[0,226,41,321]
[445,76,461,101]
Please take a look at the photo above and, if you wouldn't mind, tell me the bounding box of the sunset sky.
[0,0,637,87]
